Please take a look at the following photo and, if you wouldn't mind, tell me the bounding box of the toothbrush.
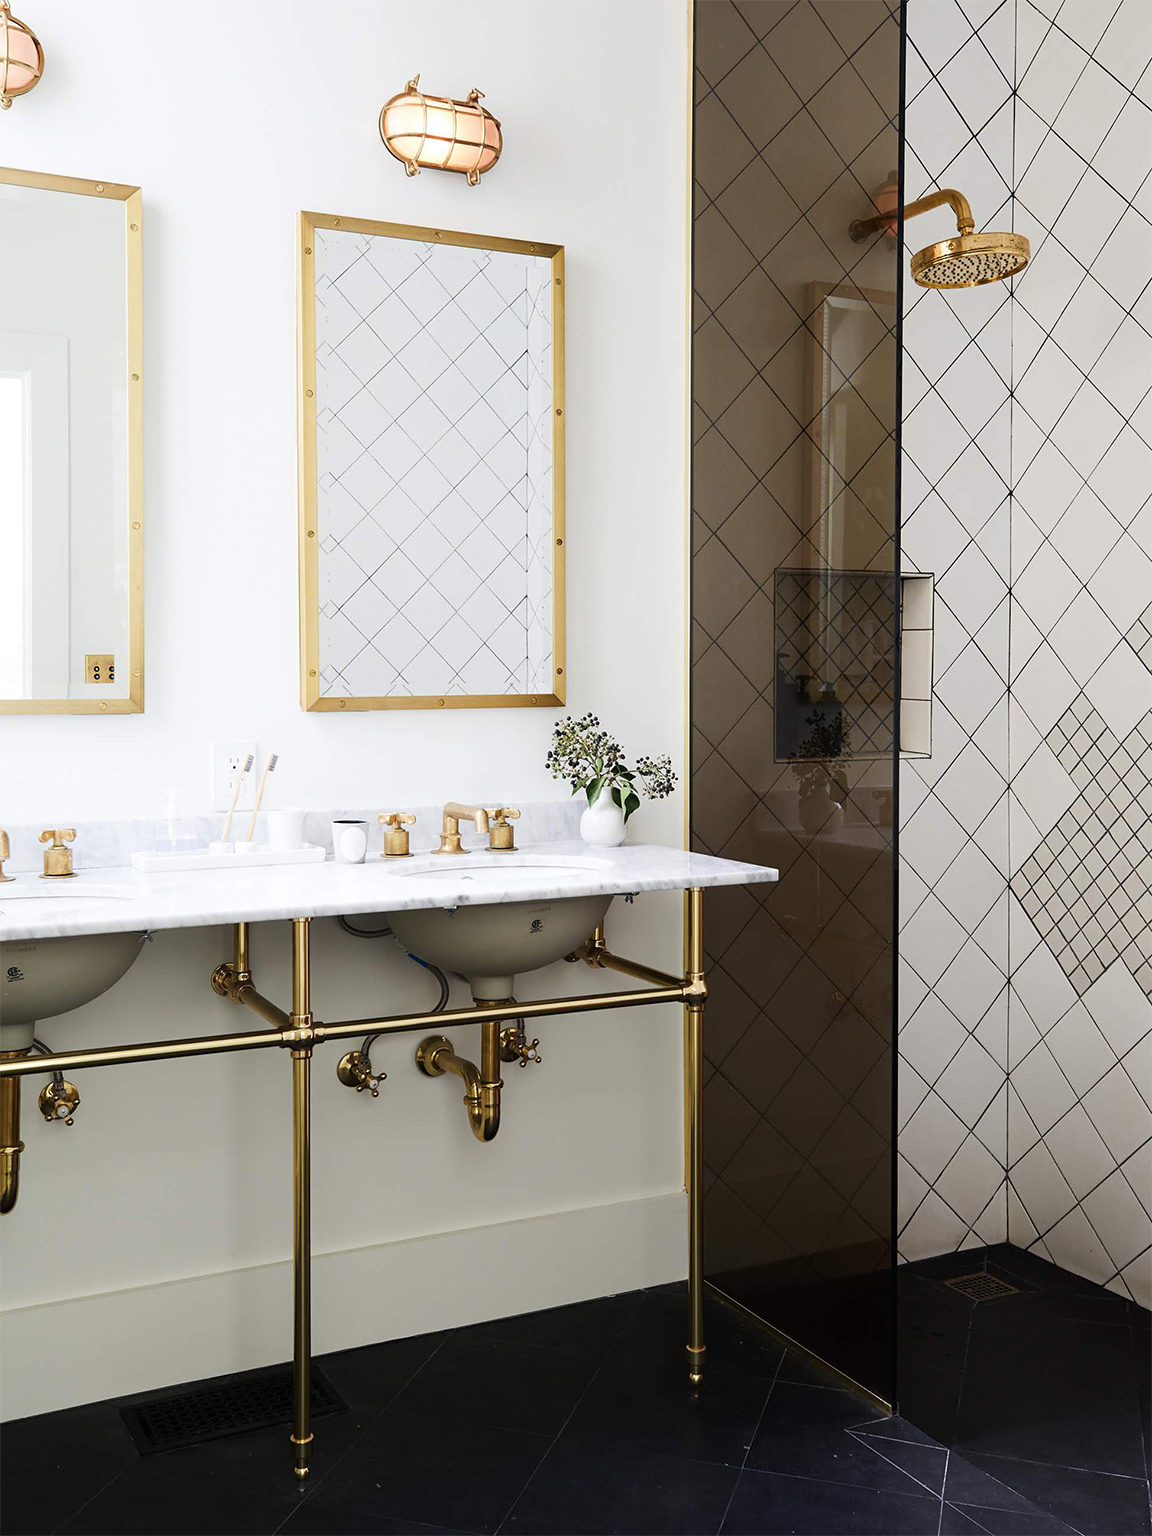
[220,754,254,845]
[244,753,278,843]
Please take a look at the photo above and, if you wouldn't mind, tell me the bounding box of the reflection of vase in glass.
[798,775,845,835]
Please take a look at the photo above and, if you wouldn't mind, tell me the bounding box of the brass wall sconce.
[379,73,502,185]
[851,186,1030,289]
[0,0,43,108]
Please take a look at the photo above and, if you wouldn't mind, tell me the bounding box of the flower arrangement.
[546,713,677,822]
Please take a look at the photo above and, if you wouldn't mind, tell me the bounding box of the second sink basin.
[387,856,613,1000]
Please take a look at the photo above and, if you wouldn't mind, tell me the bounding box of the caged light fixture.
[379,73,502,186]
[0,0,43,108]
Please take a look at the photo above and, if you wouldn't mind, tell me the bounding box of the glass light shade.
[379,76,502,186]
[0,1,43,108]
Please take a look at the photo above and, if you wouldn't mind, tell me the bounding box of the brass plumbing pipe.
[0,984,691,1080]
[0,1050,27,1214]
[850,187,975,243]
[416,1016,503,1141]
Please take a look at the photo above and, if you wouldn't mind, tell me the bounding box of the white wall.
[0,0,690,1417]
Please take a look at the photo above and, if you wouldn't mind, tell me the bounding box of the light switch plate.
[212,740,258,812]
[85,654,116,684]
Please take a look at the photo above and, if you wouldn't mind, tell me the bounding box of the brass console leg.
[290,918,313,1483]
[685,888,706,1386]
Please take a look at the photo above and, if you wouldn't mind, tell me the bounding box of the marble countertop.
[0,841,779,943]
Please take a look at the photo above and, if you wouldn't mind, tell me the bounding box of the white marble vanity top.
[0,841,778,943]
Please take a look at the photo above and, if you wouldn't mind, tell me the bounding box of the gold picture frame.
[0,167,144,715]
[297,211,565,712]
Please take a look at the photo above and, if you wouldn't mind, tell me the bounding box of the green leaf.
[622,790,641,821]
[586,776,604,807]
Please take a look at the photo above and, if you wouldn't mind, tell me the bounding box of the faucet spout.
[433,802,490,856]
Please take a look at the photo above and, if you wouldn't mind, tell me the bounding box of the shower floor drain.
[120,1365,346,1455]
[944,1272,1018,1302]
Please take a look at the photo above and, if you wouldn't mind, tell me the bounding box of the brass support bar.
[569,925,684,991]
[233,985,292,1031]
[0,982,690,1081]
[289,919,313,1483]
[0,1027,290,1077]
[685,887,706,1386]
[851,186,975,242]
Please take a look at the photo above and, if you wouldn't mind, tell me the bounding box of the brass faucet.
[0,830,13,883]
[378,812,416,858]
[432,802,490,855]
[39,829,76,879]
[487,807,520,852]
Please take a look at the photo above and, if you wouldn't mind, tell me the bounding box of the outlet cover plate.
[212,740,258,813]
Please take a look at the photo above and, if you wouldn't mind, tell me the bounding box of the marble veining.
[0,837,778,943]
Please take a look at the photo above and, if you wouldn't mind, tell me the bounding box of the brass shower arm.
[851,187,975,243]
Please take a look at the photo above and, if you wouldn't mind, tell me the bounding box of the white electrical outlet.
[212,740,258,812]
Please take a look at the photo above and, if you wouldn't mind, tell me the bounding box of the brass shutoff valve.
[500,1025,542,1068]
[38,1080,81,1125]
[336,1051,386,1097]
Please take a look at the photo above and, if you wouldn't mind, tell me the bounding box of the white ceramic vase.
[580,791,627,847]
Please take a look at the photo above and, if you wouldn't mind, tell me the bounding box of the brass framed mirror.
[297,212,564,711]
[0,168,144,714]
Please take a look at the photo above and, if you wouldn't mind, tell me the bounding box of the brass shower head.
[911,229,1030,288]
[850,186,1030,289]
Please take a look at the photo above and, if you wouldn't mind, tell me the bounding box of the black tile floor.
[1,1247,1147,1535]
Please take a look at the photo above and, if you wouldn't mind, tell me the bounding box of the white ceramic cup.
[331,819,368,865]
[268,808,306,851]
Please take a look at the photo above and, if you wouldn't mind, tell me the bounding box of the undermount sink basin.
[387,856,613,999]
[0,908,145,1050]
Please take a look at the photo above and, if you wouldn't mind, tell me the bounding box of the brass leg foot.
[687,1344,706,1386]
[292,1432,313,1482]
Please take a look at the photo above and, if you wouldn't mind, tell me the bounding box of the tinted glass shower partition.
[691,0,903,1403]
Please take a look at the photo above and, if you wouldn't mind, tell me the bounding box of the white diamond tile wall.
[899,0,1151,1307]
[1007,0,1150,1306]
[314,230,555,699]
[899,0,1015,1265]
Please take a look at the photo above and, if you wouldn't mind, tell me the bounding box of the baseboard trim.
[1,1190,687,1421]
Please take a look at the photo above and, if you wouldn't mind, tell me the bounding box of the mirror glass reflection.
[0,175,141,710]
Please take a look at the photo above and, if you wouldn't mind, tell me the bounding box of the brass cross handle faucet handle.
[499,1024,541,1067]
[336,1051,386,1097]
[0,830,13,883]
[486,807,520,852]
[39,828,77,879]
[379,812,416,858]
[39,1080,81,1125]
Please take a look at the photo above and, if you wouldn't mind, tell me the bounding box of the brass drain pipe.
[415,1010,503,1142]
[0,1050,27,1214]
